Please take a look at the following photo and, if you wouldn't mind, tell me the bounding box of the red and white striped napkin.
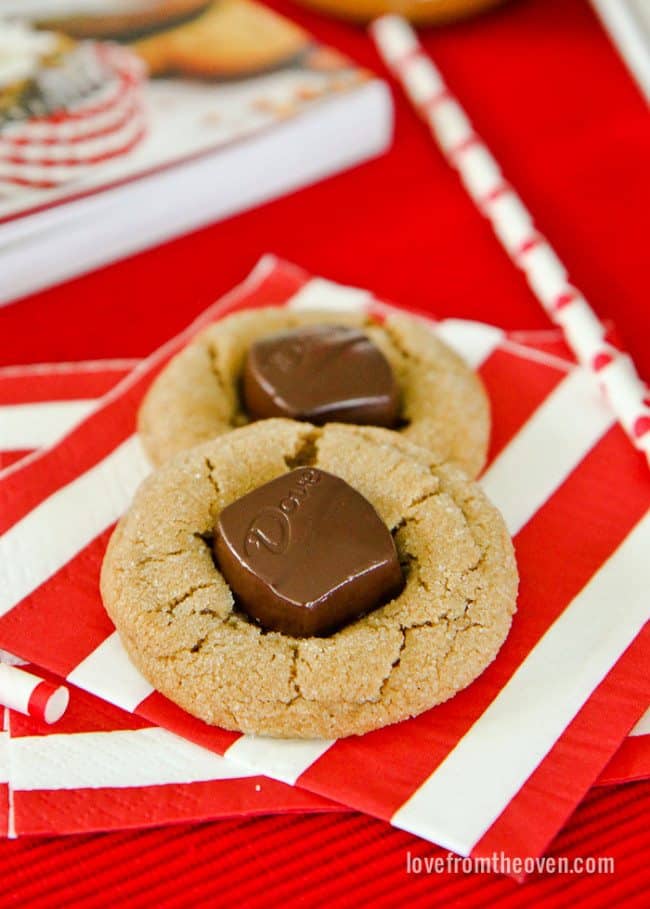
[0,357,137,471]
[0,663,337,838]
[2,351,648,795]
[0,257,648,862]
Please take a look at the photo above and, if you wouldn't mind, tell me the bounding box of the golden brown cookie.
[131,0,310,78]
[138,306,491,478]
[295,0,506,24]
[32,1,212,39]
[101,420,518,739]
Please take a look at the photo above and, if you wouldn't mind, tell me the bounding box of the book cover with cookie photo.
[0,2,392,302]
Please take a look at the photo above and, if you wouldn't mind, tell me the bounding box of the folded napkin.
[1,662,338,837]
[0,257,648,865]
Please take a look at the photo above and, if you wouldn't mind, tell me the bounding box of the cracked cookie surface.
[101,420,517,738]
[137,306,491,478]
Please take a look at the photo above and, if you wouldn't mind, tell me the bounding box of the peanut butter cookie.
[101,420,517,739]
[138,307,491,478]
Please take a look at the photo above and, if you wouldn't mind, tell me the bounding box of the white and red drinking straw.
[0,663,69,724]
[371,15,650,467]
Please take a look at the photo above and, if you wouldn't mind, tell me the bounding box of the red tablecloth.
[1,0,648,904]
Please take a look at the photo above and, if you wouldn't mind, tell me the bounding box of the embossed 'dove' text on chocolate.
[214,467,404,637]
[242,325,400,427]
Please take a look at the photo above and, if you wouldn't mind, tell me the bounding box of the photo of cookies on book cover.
[0,1,373,221]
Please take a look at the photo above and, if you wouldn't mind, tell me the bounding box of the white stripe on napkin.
[630,708,650,737]
[0,359,139,379]
[11,727,256,791]
[0,401,96,450]
[0,436,150,616]
[0,717,9,787]
[480,368,614,535]
[390,510,650,855]
[226,735,334,785]
[286,278,372,312]
[67,632,153,713]
[433,319,505,369]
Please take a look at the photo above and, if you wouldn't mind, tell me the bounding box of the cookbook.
[0,2,392,303]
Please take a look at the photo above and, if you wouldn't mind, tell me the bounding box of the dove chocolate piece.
[214,467,404,637]
[242,325,400,427]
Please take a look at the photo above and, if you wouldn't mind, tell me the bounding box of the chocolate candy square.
[242,325,400,427]
[214,467,403,637]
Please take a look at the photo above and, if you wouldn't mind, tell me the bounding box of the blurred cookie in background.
[132,0,310,79]
[2,1,212,39]
[294,0,507,24]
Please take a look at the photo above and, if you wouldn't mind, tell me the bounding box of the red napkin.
[0,258,648,864]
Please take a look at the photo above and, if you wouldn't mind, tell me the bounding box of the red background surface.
[1,0,648,905]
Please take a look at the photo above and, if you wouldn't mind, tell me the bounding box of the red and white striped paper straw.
[0,664,68,725]
[371,15,650,467]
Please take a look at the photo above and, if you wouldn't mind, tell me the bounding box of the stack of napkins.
[0,258,648,870]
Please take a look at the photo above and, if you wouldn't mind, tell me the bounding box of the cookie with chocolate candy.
[101,419,517,739]
[138,306,491,478]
